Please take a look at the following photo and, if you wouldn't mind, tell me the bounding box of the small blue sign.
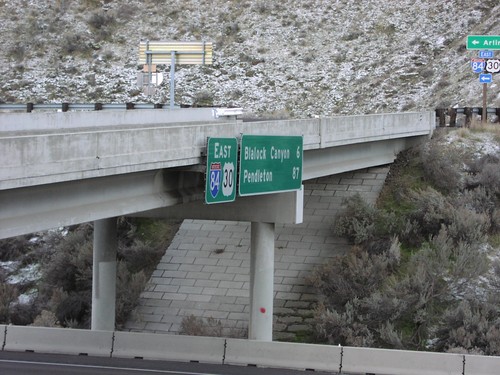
[471,61,484,73]
[479,73,492,84]
[479,50,494,59]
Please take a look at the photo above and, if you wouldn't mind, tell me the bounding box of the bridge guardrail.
[1,325,499,374]
[435,107,500,127]
[0,103,165,112]
[0,102,236,112]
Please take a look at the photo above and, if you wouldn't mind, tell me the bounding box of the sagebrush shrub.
[334,194,398,245]
[180,315,223,337]
[55,293,89,328]
[406,187,452,243]
[310,241,400,311]
[0,283,18,323]
[115,263,147,328]
[314,302,374,347]
[456,187,495,219]
[446,207,490,245]
[179,315,247,338]
[436,298,500,355]
[465,154,500,196]
[316,130,499,352]
[418,136,464,194]
[32,219,171,328]
[31,310,59,327]
[379,322,403,349]
[118,239,163,274]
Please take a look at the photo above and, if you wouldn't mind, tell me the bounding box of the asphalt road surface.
[0,351,337,375]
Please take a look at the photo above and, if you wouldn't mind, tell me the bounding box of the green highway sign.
[467,35,500,50]
[239,135,303,196]
[205,137,238,204]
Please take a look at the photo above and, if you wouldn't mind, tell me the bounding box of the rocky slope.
[0,0,499,117]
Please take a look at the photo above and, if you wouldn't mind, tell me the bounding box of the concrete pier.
[92,218,117,331]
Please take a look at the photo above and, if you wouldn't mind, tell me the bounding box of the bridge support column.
[91,218,117,331]
[249,222,275,341]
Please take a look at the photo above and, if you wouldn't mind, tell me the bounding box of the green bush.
[0,217,179,328]
[55,293,90,328]
[314,131,499,352]
[115,263,147,328]
[179,315,247,338]
[466,154,500,196]
[313,227,492,349]
[0,283,18,323]
[418,136,465,194]
[436,298,500,355]
[61,33,91,55]
[333,194,399,245]
[310,239,400,312]
[87,11,116,41]
[405,187,452,243]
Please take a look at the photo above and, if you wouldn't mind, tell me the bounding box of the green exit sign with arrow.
[467,35,500,50]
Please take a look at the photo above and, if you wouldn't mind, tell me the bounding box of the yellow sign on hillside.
[139,41,213,65]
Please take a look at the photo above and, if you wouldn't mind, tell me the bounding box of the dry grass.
[469,118,500,133]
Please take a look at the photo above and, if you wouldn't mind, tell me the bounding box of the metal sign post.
[170,51,176,109]
[483,83,487,123]
[467,36,498,123]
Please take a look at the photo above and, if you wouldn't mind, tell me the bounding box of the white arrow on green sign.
[205,137,238,204]
[239,135,303,196]
[467,35,500,50]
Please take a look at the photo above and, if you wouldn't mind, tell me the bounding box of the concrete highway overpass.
[0,108,434,339]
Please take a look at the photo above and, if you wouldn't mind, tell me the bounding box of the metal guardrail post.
[436,108,445,127]
[448,108,457,127]
[464,107,472,127]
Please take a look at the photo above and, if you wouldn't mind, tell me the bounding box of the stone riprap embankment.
[125,166,389,340]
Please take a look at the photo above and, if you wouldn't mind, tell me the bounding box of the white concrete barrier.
[465,353,500,375]
[342,346,464,375]
[224,338,341,372]
[4,326,113,357]
[112,331,225,364]
[1,326,498,374]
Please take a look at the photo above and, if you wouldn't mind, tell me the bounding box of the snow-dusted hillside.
[0,0,499,117]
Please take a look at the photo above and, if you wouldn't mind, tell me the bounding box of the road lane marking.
[0,359,221,375]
